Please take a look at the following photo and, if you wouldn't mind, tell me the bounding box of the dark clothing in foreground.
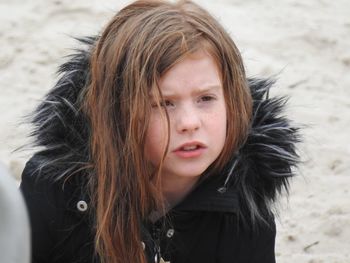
[21,156,276,263]
[20,37,300,263]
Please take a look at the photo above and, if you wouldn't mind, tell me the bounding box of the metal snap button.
[141,241,146,250]
[166,228,174,238]
[76,200,88,212]
[217,187,227,194]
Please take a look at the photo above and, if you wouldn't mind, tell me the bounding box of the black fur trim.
[27,38,301,223]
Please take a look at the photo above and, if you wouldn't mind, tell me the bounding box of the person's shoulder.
[21,155,42,184]
[20,154,83,212]
[221,209,276,231]
[20,155,92,261]
[21,155,61,196]
[216,212,276,262]
[20,155,65,214]
[20,153,91,218]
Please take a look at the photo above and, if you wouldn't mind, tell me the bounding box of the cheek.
[144,116,168,165]
[211,103,227,148]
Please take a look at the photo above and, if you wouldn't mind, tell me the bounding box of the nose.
[175,104,201,134]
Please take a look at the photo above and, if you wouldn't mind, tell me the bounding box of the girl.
[20,1,300,263]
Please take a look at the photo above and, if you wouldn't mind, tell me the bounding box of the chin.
[168,166,209,179]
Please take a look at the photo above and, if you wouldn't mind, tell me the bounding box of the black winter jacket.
[20,37,300,263]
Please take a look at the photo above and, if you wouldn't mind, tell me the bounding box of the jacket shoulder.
[216,212,276,263]
[20,156,65,261]
[20,155,91,262]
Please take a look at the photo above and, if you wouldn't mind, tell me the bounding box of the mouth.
[175,142,206,151]
[173,142,206,158]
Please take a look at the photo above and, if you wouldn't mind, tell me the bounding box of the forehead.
[158,50,222,94]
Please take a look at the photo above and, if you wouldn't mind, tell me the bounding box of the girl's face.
[145,50,227,189]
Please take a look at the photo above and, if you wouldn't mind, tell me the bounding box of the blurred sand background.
[0,0,349,262]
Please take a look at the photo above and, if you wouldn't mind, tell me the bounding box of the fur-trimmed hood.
[29,37,300,223]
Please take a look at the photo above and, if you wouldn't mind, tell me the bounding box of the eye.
[161,100,174,107]
[151,100,174,108]
[199,95,216,102]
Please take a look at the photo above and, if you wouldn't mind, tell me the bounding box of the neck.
[162,175,199,209]
[148,173,200,223]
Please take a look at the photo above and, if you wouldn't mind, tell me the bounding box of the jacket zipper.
[151,223,162,263]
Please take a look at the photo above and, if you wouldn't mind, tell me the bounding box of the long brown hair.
[83,1,252,262]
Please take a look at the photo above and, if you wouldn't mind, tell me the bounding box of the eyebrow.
[161,85,222,98]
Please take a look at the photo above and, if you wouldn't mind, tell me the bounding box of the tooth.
[183,145,197,151]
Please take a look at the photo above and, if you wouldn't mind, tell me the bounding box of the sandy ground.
[0,0,349,262]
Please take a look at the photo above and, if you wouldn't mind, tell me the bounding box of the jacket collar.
[173,175,239,213]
